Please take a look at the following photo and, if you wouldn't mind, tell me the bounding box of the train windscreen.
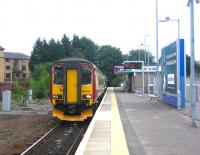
[54,66,63,85]
[81,66,92,85]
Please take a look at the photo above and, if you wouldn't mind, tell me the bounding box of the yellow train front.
[50,58,106,121]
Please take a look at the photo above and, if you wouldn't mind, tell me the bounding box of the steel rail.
[21,124,60,155]
[66,127,85,155]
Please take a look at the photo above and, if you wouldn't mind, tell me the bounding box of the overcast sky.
[0,0,200,60]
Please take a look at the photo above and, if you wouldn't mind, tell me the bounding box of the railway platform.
[76,87,200,155]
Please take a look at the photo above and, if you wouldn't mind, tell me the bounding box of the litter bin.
[2,90,11,112]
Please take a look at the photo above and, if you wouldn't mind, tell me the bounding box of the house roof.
[0,45,5,50]
[4,52,30,60]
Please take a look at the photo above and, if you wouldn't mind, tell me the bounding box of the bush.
[31,76,49,99]
[109,75,125,87]
[30,63,51,99]
[11,80,28,104]
[12,93,22,103]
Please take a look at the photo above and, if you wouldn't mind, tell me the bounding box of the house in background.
[0,46,5,83]
[0,45,30,83]
[0,45,30,100]
[4,52,30,82]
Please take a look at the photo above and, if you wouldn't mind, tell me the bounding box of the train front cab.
[51,61,95,121]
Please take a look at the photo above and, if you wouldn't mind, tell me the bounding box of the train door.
[66,69,78,103]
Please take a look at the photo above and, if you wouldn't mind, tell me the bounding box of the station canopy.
[114,61,160,74]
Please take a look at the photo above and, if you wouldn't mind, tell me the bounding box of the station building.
[115,61,161,93]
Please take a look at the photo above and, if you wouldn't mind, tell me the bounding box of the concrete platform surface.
[77,87,200,155]
[76,88,129,155]
[115,87,200,155]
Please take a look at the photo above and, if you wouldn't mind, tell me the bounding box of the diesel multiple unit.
[50,58,106,121]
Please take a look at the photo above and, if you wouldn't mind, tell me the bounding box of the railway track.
[21,121,90,155]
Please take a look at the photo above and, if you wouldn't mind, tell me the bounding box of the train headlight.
[83,94,92,99]
[53,94,62,99]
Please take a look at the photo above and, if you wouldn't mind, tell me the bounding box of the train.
[50,58,107,121]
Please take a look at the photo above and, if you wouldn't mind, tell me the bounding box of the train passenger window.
[82,66,92,85]
[54,67,63,85]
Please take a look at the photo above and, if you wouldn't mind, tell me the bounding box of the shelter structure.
[115,61,161,93]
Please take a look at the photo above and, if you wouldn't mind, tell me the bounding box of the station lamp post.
[144,34,150,93]
[144,34,149,63]
[155,0,159,96]
[187,0,199,127]
[137,43,144,61]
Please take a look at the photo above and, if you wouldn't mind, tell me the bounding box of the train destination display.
[123,61,142,69]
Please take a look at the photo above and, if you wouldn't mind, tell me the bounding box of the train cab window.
[82,66,92,85]
[54,67,63,85]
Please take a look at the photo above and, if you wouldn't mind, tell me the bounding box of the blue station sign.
[161,39,185,108]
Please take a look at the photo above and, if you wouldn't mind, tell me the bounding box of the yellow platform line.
[111,88,129,155]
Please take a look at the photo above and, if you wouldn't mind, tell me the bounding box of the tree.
[48,39,64,62]
[127,49,155,63]
[30,63,51,99]
[71,48,85,59]
[96,45,123,86]
[179,54,200,77]
[29,38,47,71]
[186,54,190,77]
[122,54,129,61]
[79,37,98,63]
[110,75,125,87]
[71,35,98,63]
[72,35,80,48]
[30,35,99,69]
[61,34,72,57]
[30,38,65,71]
[196,62,200,77]
[71,35,84,58]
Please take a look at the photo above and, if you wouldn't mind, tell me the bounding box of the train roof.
[56,58,93,64]
[55,57,106,77]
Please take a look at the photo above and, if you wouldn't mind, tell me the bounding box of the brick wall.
[132,75,150,93]
[0,50,4,83]
[4,59,30,82]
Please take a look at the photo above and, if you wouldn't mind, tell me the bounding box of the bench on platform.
[149,94,157,103]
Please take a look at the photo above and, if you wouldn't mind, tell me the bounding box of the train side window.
[82,66,92,85]
[54,67,63,85]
